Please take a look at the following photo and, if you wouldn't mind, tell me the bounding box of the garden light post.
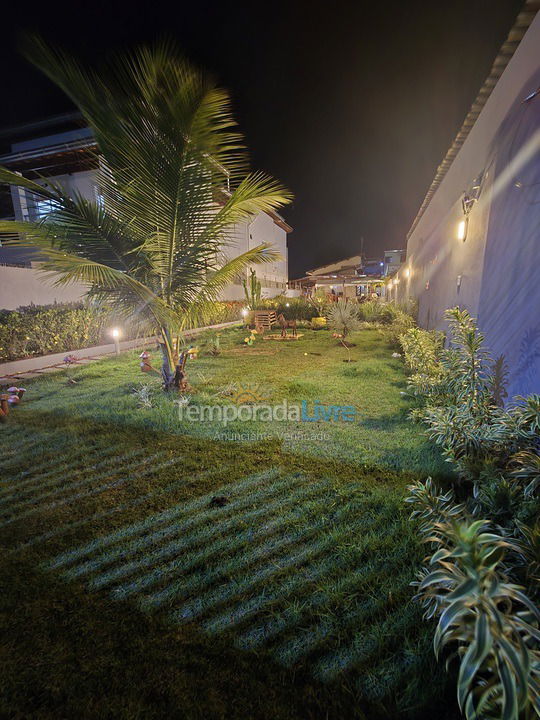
[111,327,121,356]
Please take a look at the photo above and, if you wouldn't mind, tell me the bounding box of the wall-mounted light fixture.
[404,267,411,279]
[457,218,468,242]
[457,171,483,243]
[457,274,463,291]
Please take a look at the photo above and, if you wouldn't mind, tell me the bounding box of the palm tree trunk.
[159,327,187,392]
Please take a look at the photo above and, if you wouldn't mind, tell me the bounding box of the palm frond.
[179,243,281,329]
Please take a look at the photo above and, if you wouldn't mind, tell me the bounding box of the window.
[33,197,60,220]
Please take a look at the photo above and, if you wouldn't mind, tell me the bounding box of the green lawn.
[0,328,456,720]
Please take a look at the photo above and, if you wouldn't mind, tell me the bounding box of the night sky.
[1,0,525,277]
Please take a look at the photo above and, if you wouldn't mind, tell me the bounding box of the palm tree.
[0,38,292,390]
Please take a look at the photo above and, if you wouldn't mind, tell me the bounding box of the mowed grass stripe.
[171,521,364,627]
[84,472,312,590]
[16,464,234,554]
[271,549,414,668]
[201,513,387,637]
[0,449,155,516]
[116,479,333,603]
[0,432,119,478]
[0,446,146,504]
[0,455,184,528]
[313,599,420,682]
[49,468,282,571]
[234,511,405,651]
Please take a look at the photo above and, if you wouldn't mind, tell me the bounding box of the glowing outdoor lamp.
[110,327,121,356]
[285,302,290,307]
[404,267,411,279]
[241,308,248,317]
[457,218,468,242]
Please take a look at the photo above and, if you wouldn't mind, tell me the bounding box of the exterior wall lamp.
[457,217,468,242]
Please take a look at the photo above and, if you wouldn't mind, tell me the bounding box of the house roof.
[406,0,540,239]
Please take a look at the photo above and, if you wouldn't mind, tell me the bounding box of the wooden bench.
[253,311,277,333]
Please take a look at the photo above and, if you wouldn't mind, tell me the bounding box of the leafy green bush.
[379,308,415,347]
[0,304,113,362]
[257,295,321,320]
[358,299,401,324]
[0,301,244,363]
[407,478,540,720]
[402,307,540,720]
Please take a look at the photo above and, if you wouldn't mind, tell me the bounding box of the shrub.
[402,308,540,720]
[326,299,361,337]
[0,301,244,363]
[407,478,540,720]
[0,304,113,362]
[379,308,415,347]
[257,296,320,321]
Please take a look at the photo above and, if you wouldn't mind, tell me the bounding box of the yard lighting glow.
[457,218,468,241]
[110,327,121,355]
[285,302,290,307]
[241,308,248,317]
[404,268,410,278]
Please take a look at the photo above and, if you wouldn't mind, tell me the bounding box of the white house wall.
[0,264,87,310]
[220,211,289,300]
[403,12,540,398]
[2,167,289,308]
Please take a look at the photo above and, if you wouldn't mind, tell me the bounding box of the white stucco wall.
[220,211,289,300]
[0,264,87,310]
[5,165,290,306]
[403,12,540,397]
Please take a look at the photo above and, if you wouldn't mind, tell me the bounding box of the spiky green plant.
[0,37,291,390]
[242,269,262,310]
[407,478,540,720]
[491,355,510,408]
[444,308,494,416]
[510,450,540,498]
[326,299,361,338]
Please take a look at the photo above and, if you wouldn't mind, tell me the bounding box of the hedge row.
[0,305,115,363]
[0,302,249,363]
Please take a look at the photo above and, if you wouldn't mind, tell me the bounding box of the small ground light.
[404,268,410,278]
[110,327,121,355]
[241,308,248,317]
[285,302,290,307]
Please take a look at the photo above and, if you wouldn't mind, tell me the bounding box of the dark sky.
[1,0,525,276]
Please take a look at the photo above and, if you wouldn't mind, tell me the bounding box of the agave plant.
[407,478,540,720]
[326,299,361,338]
[0,38,291,390]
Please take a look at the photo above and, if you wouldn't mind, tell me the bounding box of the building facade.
[0,116,291,310]
[398,3,540,398]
